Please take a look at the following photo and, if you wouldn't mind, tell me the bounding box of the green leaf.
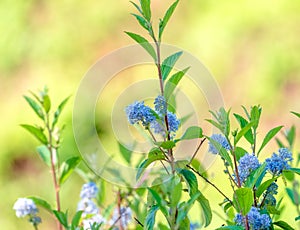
[244,163,266,188]
[59,156,81,185]
[178,169,198,195]
[177,192,200,224]
[296,216,300,221]
[205,119,223,133]
[233,188,253,215]
[206,136,232,168]
[158,223,169,230]
[139,0,151,21]
[131,13,149,31]
[286,125,296,148]
[208,108,231,136]
[52,96,70,128]
[130,1,143,16]
[257,126,283,155]
[164,67,190,101]
[159,0,179,39]
[273,221,295,230]
[267,205,280,215]
[170,180,182,208]
[256,178,278,198]
[291,111,300,118]
[24,95,44,119]
[43,94,51,113]
[36,145,51,166]
[161,51,183,81]
[136,153,165,180]
[27,196,52,213]
[155,140,175,149]
[118,142,132,164]
[145,205,159,230]
[286,188,299,205]
[20,124,47,144]
[125,32,156,60]
[250,105,261,129]
[234,121,254,145]
[216,226,244,230]
[147,188,168,217]
[191,158,208,178]
[233,113,254,144]
[196,191,212,227]
[53,210,69,228]
[177,126,203,142]
[285,168,300,176]
[71,210,83,228]
[235,147,247,161]
[178,217,190,229]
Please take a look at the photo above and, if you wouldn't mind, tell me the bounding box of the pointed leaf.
[130,1,143,16]
[36,145,51,166]
[53,210,69,228]
[118,142,132,164]
[273,221,295,230]
[139,0,151,21]
[71,211,83,227]
[234,113,254,144]
[24,96,44,119]
[234,121,254,145]
[136,153,165,180]
[233,188,253,215]
[165,67,190,100]
[291,111,300,118]
[159,0,179,39]
[147,188,168,217]
[27,196,52,213]
[256,178,278,198]
[59,156,81,185]
[216,226,244,230]
[125,32,156,60]
[155,140,175,149]
[197,191,212,227]
[161,51,183,81]
[131,13,149,31]
[177,126,203,142]
[258,126,283,155]
[178,169,198,195]
[145,205,159,230]
[43,94,51,113]
[285,168,300,176]
[52,96,70,128]
[244,163,266,188]
[21,124,47,144]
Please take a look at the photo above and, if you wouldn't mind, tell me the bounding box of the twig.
[134,217,144,227]
[188,138,206,165]
[187,165,233,206]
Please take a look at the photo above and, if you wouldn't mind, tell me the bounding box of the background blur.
[1,0,299,229]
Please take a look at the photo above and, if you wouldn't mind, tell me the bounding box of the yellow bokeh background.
[0,0,299,229]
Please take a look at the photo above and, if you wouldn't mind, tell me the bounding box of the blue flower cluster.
[261,182,278,207]
[154,95,167,115]
[236,153,260,183]
[13,198,41,225]
[125,101,155,126]
[80,182,99,199]
[266,148,293,176]
[208,134,230,154]
[235,207,271,230]
[109,206,132,229]
[126,96,180,138]
[77,182,105,228]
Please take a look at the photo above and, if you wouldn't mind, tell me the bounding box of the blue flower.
[77,198,98,215]
[236,153,260,183]
[150,111,180,138]
[208,134,230,154]
[266,182,278,196]
[266,148,293,176]
[82,214,106,230]
[154,95,167,115]
[109,207,132,229]
[235,207,271,230]
[190,222,200,230]
[125,101,156,126]
[80,182,99,199]
[13,198,38,218]
[247,207,271,230]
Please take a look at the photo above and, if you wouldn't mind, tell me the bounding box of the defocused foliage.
[0,0,299,229]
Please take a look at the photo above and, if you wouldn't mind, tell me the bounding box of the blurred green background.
[1,0,299,229]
